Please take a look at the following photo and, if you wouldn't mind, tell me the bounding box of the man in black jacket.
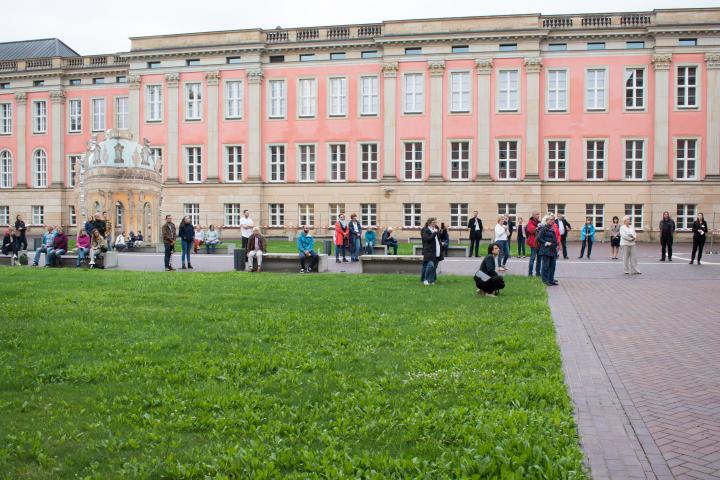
[659,211,676,261]
[421,217,442,285]
[556,214,572,259]
[467,211,483,257]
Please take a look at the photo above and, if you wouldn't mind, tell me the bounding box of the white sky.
[4,0,720,55]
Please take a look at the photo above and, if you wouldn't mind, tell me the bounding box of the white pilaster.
[128,75,141,141]
[428,61,445,180]
[165,73,180,182]
[206,71,220,182]
[382,62,398,180]
[705,53,720,178]
[247,68,263,183]
[475,58,493,179]
[524,57,542,179]
[652,54,672,179]
[50,89,66,187]
[15,93,27,187]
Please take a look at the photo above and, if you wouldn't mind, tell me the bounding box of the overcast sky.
[4,0,719,55]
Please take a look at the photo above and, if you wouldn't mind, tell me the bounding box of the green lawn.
[0,269,585,479]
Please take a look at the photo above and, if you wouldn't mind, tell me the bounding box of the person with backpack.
[525,211,541,277]
[537,214,559,286]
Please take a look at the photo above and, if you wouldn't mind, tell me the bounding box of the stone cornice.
[205,71,220,86]
[49,89,66,104]
[475,58,493,75]
[652,54,672,70]
[428,61,445,76]
[524,57,543,73]
[165,73,180,87]
[705,52,720,69]
[125,46,265,60]
[382,62,399,78]
[246,69,263,84]
[14,92,27,105]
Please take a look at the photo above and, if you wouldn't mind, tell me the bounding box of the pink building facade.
[1,9,719,240]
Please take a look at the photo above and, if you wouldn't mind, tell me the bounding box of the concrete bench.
[360,244,388,256]
[408,237,422,244]
[53,251,119,269]
[360,255,423,274]
[245,253,328,273]
[412,245,468,257]
[123,244,159,253]
[194,243,234,254]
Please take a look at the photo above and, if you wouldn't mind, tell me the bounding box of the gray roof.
[0,38,80,61]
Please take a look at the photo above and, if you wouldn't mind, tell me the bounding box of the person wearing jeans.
[537,215,559,286]
[297,225,319,273]
[46,227,68,267]
[334,213,349,263]
[525,212,541,276]
[348,214,363,262]
[420,217,442,285]
[76,230,91,267]
[516,217,526,258]
[178,215,195,269]
[32,226,56,266]
[578,218,595,259]
[494,216,510,271]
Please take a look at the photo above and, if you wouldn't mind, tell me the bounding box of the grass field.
[0,268,585,479]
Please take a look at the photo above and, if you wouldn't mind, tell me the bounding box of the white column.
[382,62,398,180]
[475,58,493,179]
[128,75,141,141]
[247,68,263,183]
[428,61,445,180]
[652,54,672,179]
[205,71,220,182]
[50,89,66,187]
[524,57,542,179]
[165,73,180,183]
[705,53,720,178]
[15,92,27,187]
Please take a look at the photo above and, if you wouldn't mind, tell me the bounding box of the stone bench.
[244,253,328,273]
[360,255,423,274]
[194,243,234,254]
[412,245,468,257]
[53,251,119,269]
[123,244,158,253]
[360,244,388,256]
[0,251,28,266]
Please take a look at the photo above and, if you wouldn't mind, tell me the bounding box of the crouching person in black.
[474,242,506,297]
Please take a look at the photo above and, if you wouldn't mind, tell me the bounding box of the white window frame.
[403,203,422,228]
[497,69,519,112]
[496,139,519,180]
[0,150,12,189]
[403,141,424,181]
[584,139,607,181]
[328,77,348,117]
[359,76,379,116]
[547,204,566,216]
[184,146,203,184]
[623,138,646,181]
[298,203,315,228]
[115,96,129,129]
[328,143,348,182]
[449,140,471,181]
[546,69,568,112]
[69,205,77,226]
[585,203,605,230]
[145,84,163,122]
[31,205,44,226]
[358,142,379,182]
[115,202,125,228]
[67,154,81,187]
[184,203,200,226]
[624,67,646,111]
[675,64,700,110]
[297,144,317,182]
[545,139,568,181]
[585,68,608,112]
[497,203,517,223]
[449,71,471,113]
[224,145,243,183]
[450,203,469,228]
[32,100,47,134]
[184,83,202,121]
[403,73,424,114]
[0,205,9,225]
[268,203,285,227]
[32,149,47,188]
[676,204,696,230]
[268,79,287,119]
[674,137,699,181]
[224,80,244,119]
[224,203,242,227]
[361,203,377,227]
[328,203,345,226]
[0,102,13,135]
[624,204,644,230]
[68,99,82,133]
[267,144,286,183]
[149,148,163,170]
[297,78,317,118]
[91,98,106,132]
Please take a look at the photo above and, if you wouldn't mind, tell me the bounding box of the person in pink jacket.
[76,230,91,267]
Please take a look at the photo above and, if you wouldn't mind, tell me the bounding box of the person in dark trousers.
[556,214,571,259]
[92,213,107,239]
[438,222,450,258]
[525,211,542,276]
[14,215,27,251]
[516,216,526,258]
[178,215,195,269]
[297,225,319,273]
[474,243,506,297]
[162,214,177,271]
[503,214,516,245]
[659,211,676,261]
[84,215,95,236]
[467,211,483,257]
[538,214,559,286]
[578,217,595,259]
[381,227,398,255]
[421,217,442,285]
[690,213,708,265]
[2,227,20,258]
[348,213,363,262]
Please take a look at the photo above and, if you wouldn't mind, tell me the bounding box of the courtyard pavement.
[34,241,720,479]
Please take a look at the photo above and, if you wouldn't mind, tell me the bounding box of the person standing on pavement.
[178,216,195,270]
[503,214,516,249]
[516,217,526,258]
[334,213,349,263]
[538,215,559,286]
[162,214,177,271]
[556,214,571,259]
[438,222,450,258]
[690,213,708,265]
[620,215,640,275]
[608,216,621,260]
[659,211,676,262]
[239,210,254,250]
[494,216,510,271]
[467,211,483,257]
[578,218,596,259]
[526,211,541,277]
[14,215,27,251]
[348,213,363,262]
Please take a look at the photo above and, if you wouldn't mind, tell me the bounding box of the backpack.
[534,226,544,249]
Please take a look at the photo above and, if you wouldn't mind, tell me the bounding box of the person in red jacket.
[525,211,541,277]
[334,213,349,263]
[46,227,68,267]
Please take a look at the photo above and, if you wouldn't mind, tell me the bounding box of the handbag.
[474,268,491,282]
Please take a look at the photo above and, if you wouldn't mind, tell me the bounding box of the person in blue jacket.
[364,227,377,255]
[537,214,559,286]
[578,217,596,259]
[297,225,319,273]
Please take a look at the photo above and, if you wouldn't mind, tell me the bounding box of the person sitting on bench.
[205,225,220,253]
[297,225,319,273]
[46,227,68,267]
[381,227,399,255]
[246,227,267,272]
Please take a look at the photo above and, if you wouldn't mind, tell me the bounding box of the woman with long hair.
[334,213,349,263]
[178,215,195,269]
[474,243,506,297]
[608,216,621,260]
[620,215,640,275]
[690,213,708,265]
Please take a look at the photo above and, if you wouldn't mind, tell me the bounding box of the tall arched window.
[115,201,124,228]
[32,149,47,188]
[0,150,12,189]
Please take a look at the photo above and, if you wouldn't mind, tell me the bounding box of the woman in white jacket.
[619,216,640,275]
